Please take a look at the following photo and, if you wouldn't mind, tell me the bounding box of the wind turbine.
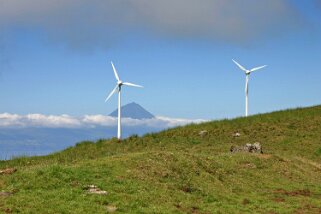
[232,59,267,117]
[105,62,143,140]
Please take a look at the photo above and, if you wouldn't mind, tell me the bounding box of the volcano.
[109,102,155,119]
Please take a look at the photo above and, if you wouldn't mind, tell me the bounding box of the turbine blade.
[105,85,118,102]
[232,59,247,72]
[250,65,267,72]
[123,82,143,88]
[111,61,120,81]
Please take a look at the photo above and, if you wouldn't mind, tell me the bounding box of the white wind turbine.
[105,62,143,140]
[232,59,267,117]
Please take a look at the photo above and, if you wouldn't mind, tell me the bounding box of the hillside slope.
[1,106,321,213]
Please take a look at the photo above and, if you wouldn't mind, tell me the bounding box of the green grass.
[1,106,321,213]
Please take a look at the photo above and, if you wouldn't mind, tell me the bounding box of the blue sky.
[0,0,320,120]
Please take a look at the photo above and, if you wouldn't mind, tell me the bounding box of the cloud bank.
[0,0,306,49]
[0,113,206,129]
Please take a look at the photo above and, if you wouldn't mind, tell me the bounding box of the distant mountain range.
[109,102,155,119]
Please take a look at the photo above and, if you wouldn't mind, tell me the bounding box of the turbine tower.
[105,62,143,140]
[232,59,267,117]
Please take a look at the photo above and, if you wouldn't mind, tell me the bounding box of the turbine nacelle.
[105,62,143,102]
[232,59,267,75]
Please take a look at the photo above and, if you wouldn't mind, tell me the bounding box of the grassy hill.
[1,106,321,213]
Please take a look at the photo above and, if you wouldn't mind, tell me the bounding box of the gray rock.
[0,168,17,175]
[233,132,241,137]
[106,205,117,213]
[230,142,263,154]
[84,185,108,195]
[199,130,208,137]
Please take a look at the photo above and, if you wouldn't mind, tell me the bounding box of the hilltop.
[1,106,321,213]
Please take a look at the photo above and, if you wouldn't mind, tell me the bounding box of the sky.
[0,0,320,124]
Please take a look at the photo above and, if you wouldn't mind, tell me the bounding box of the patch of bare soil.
[2,208,13,213]
[240,162,257,169]
[294,204,321,214]
[273,197,285,203]
[174,203,205,214]
[274,189,311,197]
[0,192,13,197]
[242,198,250,205]
[258,154,272,159]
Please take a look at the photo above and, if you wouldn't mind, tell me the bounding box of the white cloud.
[0,113,206,129]
[0,113,82,128]
[0,113,24,127]
[82,115,117,127]
[26,114,82,128]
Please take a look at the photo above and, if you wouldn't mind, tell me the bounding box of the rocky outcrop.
[84,185,107,195]
[199,130,208,137]
[0,168,17,175]
[232,132,241,137]
[230,142,263,154]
